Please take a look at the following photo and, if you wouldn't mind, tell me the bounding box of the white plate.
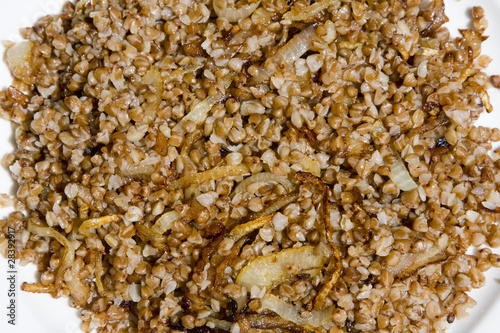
[0,1,500,332]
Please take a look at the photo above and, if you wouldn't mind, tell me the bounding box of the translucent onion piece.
[389,156,418,191]
[233,172,294,195]
[206,318,232,331]
[267,25,317,69]
[283,0,335,21]
[299,156,321,177]
[229,215,272,241]
[480,89,493,113]
[260,293,334,329]
[141,66,163,125]
[151,211,182,234]
[129,283,142,302]
[385,239,448,279]
[252,25,317,83]
[6,41,33,80]
[371,120,418,192]
[78,214,120,233]
[236,245,326,288]
[119,163,157,177]
[169,164,249,189]
[136,224,168,251]
[213,0,261,23]
[27,219,75,276]
[173,95,219,134]
[27,219,90,306]
[173,75,234,135]
[165,61,204,84]
[65,270,91,307]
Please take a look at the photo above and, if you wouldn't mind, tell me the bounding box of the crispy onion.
[151,211,182,234]
[213,0,261,23]
[260,293,334,329]
[236,245,326,289]
[229,215,272,241]
[78,214,120,233]
[141,65,163,125]
[233,172,294,195]
[283,0,336,21]
[169,164,249,189]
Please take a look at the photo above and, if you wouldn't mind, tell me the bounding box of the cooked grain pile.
[1,0,500,332]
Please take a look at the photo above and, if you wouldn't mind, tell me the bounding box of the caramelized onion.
[236,245,326,288]
[229,215,272,241]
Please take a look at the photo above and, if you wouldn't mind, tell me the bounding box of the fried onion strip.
[168,164,249,189]
[94,250,104,294]
[27,218,90,306]
[295,171,341,310]
[78,214,121,233]
[21,283,56,294]
[229,215,272,241]
[136,224,168,251]
[250,192,299,220]
[215,231,257,286]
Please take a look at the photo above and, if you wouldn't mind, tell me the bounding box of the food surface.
[1,0,500,332]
